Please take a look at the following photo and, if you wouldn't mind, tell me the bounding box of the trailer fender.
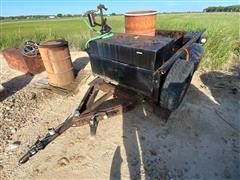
[159,59,195,111]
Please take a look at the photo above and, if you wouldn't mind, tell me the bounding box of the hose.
[84,32,113,49]
[82,17,113,49]
[82,17,101,35]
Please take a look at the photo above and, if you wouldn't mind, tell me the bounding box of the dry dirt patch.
[0,51,239,180]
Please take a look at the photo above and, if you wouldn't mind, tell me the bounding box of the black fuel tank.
[88,33,177,98]
[88,33,174,70]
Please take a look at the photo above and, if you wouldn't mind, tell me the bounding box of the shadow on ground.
[110,68,240,179]
[73,56,89,75]
[0,73,33,102]
[200,68,240,131]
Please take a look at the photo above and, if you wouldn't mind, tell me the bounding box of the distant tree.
[57,13,63,17]
[204,5,240,12]
[110,12,116,16]
[64,14,73,17]
[72,14,81,17]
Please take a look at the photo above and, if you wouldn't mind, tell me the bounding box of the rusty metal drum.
[2,48,45,75]
[124,10,157,36]
[39,40,74,87]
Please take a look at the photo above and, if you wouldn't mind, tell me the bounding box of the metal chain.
[22,41,39,57]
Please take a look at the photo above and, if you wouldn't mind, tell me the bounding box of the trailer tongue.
[19,78,137,165]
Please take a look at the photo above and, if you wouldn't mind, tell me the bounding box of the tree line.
[0,14,81,21]
[1,5,239,21]
[0,13,123,21]
[203,5,240,12]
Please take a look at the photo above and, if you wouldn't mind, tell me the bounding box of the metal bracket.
[72,77,137,135]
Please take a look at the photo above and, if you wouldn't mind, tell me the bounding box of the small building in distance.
[48,15,56,19]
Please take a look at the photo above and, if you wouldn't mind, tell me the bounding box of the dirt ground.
[0,51,239,180]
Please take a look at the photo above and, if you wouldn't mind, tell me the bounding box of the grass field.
[1,13,239,69]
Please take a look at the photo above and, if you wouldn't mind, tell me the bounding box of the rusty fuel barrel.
[124,10,157,36]
[39,40,74,87]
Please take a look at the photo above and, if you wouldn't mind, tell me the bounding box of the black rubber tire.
[159,59,195,111]
[189,43,204,69]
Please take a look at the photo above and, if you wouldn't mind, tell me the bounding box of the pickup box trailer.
[19,5,206,165]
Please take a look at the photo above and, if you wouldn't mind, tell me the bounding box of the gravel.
[0,88,44,153]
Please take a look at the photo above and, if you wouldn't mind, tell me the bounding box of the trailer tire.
[189,43,204,69]
[159,59,194,111]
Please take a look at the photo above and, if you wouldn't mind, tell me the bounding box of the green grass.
[156,13,239,69]
[1,13,239,69]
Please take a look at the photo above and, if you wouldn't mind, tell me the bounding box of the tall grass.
[0,13,239,69]
[156,13,239,69]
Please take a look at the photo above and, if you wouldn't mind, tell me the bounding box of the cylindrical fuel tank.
[39,40,74,87]
[124,10,157,36]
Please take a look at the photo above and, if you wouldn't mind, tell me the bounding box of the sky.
[1,0,239,16]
